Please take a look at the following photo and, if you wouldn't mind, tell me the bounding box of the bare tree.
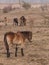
[19,0,21,8]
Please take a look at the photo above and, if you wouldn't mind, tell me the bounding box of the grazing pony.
[20,16,26,26]
[4,32,26,57]
[13,18,18,26]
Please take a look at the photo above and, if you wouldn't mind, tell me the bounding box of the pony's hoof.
[15,55,17,57]
[7,53,10,58]
[15,54,17,57]
[7,55,10,58]
[22,54,24,56]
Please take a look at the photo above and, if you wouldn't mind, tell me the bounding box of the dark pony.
[13,18,18,26]
[20,16,26,26]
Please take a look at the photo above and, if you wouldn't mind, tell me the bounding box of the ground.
[0,8,49,65]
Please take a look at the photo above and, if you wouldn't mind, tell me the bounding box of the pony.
[20,16,26,26]
[4,31,27,57]
[13,18,18,26]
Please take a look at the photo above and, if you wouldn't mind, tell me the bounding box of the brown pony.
[4,32,26,57]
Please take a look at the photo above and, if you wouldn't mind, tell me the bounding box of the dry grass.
[0,7,49,65]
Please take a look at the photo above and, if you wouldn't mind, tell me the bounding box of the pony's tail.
[4,33,7,44]
[4,33,9,49]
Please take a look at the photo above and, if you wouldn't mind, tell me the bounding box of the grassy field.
[0,8,49,65]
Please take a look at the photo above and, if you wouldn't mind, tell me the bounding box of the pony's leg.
[15,46,18,57]
[20,21,22,26]
[7,48,10,57]
[5,44,10,57]
[17,22,18,26]
[15,22,18,26]
[21,48,24,56]
[24,22,26,26]
[14,22,16,26]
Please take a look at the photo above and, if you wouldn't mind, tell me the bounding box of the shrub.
[22,1,31,10]
[3,5,12,13]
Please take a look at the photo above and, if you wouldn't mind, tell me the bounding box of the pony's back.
[13,32,25,45]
